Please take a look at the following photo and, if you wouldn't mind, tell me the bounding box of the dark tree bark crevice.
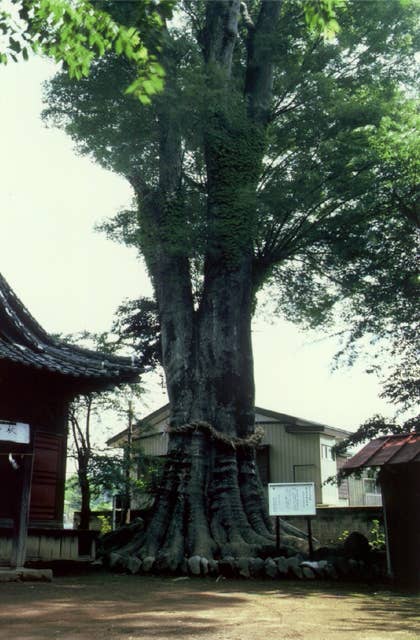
[239,451,273,535]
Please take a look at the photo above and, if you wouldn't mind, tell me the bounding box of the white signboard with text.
[0,421,30,444]
[268,482,316,516]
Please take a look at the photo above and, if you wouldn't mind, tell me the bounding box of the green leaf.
[142,79,154,95]
[138,93,152,105]
[115,36,123,56]
[124,79,141,95]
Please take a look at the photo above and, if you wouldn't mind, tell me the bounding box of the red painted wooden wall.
[30,431,66,526]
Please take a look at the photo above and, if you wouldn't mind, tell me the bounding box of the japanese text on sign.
[268,483,316,516]
[0,421,30,444]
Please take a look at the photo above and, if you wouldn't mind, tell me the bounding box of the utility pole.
[123,400,133,525]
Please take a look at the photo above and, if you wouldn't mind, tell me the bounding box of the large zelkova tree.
[43,0,418,573]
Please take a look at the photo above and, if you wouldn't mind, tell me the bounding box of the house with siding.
[108,404,371,507]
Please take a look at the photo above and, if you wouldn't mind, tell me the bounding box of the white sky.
[0,57,395,433]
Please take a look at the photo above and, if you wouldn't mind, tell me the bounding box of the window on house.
[321,444,335,460]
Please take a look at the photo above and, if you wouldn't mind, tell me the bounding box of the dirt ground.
[0,570,418,640]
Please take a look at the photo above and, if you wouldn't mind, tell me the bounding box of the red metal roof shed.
[343,432,420,588]
[342,433,420,470]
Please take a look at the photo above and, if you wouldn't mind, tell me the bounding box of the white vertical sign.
[0,421,30,444]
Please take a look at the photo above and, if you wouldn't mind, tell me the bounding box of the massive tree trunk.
[104,1,308,574]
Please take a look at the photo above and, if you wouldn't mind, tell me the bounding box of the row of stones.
[110,552,386,581]
[0,568,53,582]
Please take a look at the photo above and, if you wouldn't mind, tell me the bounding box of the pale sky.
[1,56,395,432]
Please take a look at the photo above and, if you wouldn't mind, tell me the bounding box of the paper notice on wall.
[268,482,316,516]
[0,421,30,444]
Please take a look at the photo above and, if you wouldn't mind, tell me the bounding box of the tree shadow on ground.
[0,572,418,640]
[0,575,248,639]
[340,593,420,636]
[271,582,420,637]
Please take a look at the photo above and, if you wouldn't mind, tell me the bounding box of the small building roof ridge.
[108,403,351,447]
[255,405,350,435]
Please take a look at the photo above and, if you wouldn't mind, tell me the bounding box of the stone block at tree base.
[187,556,202,575]
[264,558,278,578]
[0,568,53,582]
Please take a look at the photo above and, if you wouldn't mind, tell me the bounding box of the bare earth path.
[0,572,418,640]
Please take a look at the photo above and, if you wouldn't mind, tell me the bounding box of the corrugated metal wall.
[260,422,322,503]
[134,413,346,506]
[139,432,168,457]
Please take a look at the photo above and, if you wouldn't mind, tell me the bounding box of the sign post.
[268,483,316,557]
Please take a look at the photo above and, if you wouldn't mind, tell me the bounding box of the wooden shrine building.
[343,431,420,588]
[0,273,141,567]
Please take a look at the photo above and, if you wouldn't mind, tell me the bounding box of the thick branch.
[69,410,87,457]
[137,46,195,425]
[204,0,241,73]
[244,0,282,125]
[240,2,255,32]
[85,396,92,452]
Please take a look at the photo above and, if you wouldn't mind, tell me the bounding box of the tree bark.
[78,464,91,530]
[69,400,93,530]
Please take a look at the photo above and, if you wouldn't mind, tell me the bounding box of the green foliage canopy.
[44,0,419,420]
[0,0,175,101]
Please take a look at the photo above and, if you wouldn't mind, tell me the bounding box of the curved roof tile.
[0,273,141,387]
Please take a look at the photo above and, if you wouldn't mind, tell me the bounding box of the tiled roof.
[0,273,141,386]
[342,433,420,470]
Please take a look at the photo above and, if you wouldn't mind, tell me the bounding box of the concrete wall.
[282,506,384,546]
